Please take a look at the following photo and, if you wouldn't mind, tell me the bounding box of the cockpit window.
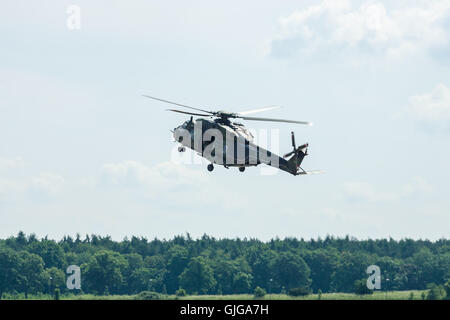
[182,120,194,130]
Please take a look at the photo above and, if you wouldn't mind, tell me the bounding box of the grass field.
[176,291,426,300]
[2,290,428,300]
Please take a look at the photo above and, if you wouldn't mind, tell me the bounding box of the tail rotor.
[283,132,308,159]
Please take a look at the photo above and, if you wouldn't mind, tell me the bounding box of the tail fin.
[283,132,308,175]
[287,145,307,174]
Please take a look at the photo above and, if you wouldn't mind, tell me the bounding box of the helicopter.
[143,95,320,176]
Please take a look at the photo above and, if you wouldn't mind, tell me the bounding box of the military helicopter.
[143,95,320,176]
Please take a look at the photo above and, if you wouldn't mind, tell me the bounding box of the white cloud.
[402,177,433,195]
[0,156,24,170]
[343,177,432,203]
[0,177,23,196]
[408,83,450,122]
[98,160,248,209]
[0,156,64,199]
[270,0,450,59]
[0,158,230,206]
[100,160,206,190]
[30,172,65,196]
[344,181,394,202]
[0,171,65,200]
[0,156,26,199]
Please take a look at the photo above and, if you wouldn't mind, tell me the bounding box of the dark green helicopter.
[143,95,321,176]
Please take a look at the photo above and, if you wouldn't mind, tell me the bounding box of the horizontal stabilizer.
[298,170,324,175]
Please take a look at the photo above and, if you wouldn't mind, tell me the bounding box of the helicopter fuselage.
[142,94,315,175]
[172,118,307,175]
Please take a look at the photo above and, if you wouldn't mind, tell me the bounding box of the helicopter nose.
[173,127,183,141]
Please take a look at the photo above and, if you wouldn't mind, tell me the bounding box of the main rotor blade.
[237,105,281,116]
[239,116,312,125]
[143,95,213,114]
[291,132,296,149]
[167,109,211,117]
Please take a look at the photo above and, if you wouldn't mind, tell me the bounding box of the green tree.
[16,251,46,299]
[0,248,20,299]
[176,288,187,297]
[165,245,189,293]
[246,247,277,292]
[331,251,373,292]
[28,240,66,269]
[179,256,216,294]
[0,233,449,296]
[444,279,450,300]
[14,231,28,249]
[304,249,338,293]
[288,287,311,296]
[144,255,165,270]
[253,286,266,298]
[426,283,445,300]
[373,256,405,290]
[45,267,66,294]
[411,248,438,288]
[354,279,373,295]
[81,250,128,294]
[123,253,144,293]
[124,253,144,271]
[54,288,60,300]
[212,258,239,294]
[128,267,154,294]
[233,272,253,294]
[272,252,311,291]
[64,252,80,266]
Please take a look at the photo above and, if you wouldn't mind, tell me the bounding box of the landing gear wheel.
[178,146,186,152]
[207,164,214,172]
[239,167,245,172]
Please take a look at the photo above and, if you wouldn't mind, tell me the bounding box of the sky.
[1,0,450,241]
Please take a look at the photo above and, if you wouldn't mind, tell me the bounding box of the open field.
[177,291,426,300]
[2,290,428,300]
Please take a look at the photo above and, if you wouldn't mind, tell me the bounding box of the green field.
[176,291,426,300]
[2,290,428,300]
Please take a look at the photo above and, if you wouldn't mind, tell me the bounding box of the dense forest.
[0,232,449,298]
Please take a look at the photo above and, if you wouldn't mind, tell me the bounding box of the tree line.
[0,232,449,298]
